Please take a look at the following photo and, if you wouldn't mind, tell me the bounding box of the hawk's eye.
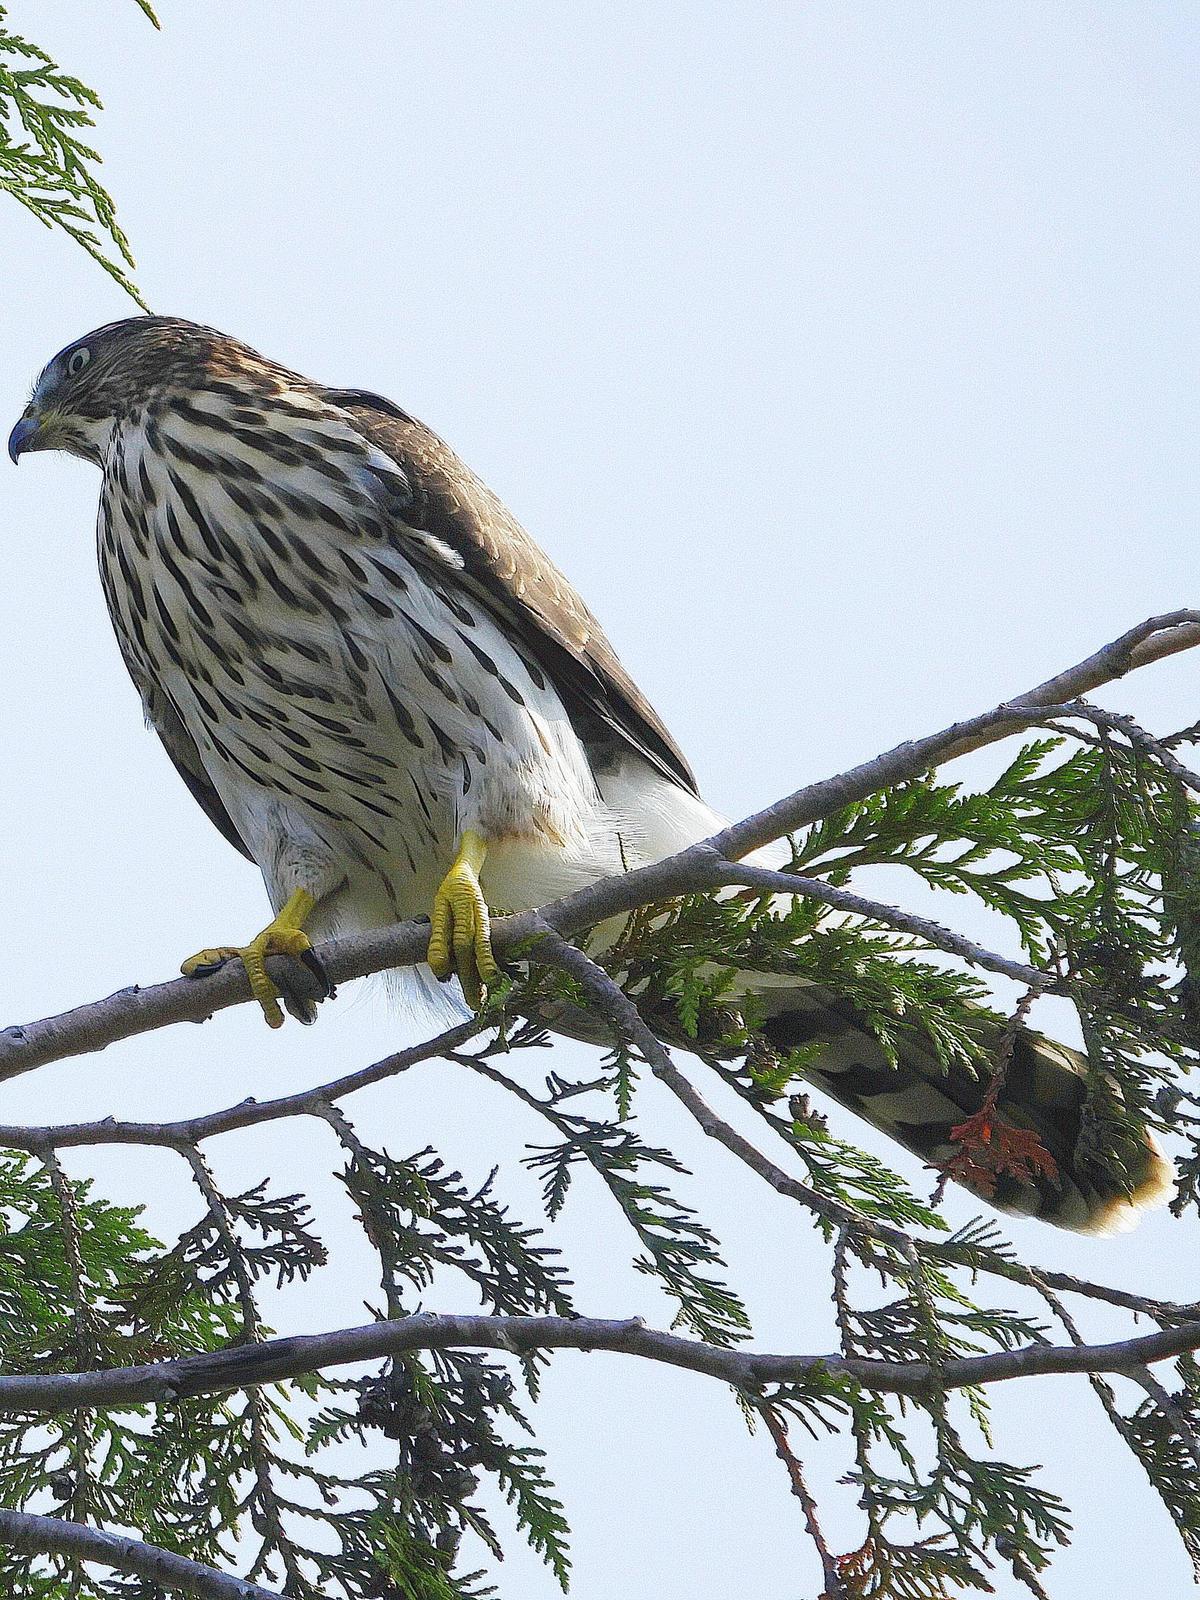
[66,348,91,377]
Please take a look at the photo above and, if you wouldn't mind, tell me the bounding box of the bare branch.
[924,1240,1200,1322]
[713,609,1200,861]
[12,1008,1186,1346]
[6,945,1184,1342]
[0,1307,1196,1414]
[0,1508,286,1600]
[0,1017,488,1153]
[1030,700,1200,794]
[760,1403,847,1599]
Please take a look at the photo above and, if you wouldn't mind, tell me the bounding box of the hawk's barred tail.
[754,988,1173,1232]
[593,768,1172,1232]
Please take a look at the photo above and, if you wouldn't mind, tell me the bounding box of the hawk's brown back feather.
[320,387,700,798]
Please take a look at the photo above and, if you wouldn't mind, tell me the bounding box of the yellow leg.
[181,888,318,1029]
[427,830,501,1009]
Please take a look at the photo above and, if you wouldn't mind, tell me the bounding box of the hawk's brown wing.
[323,388,699,797]
[145,680,253,861]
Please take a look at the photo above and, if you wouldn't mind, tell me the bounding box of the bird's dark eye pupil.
[68,348,90,375]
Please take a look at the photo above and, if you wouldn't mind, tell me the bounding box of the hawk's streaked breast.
[96,382,620,929]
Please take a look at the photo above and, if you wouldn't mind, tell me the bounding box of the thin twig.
[182,1148,302,1590]
[924,1240,1200,1323]
[760,1403,846,1599]
[1030,700,1200,794]
[1129,1364,1200,1462]
[711,861,1052,988]
[0,1019,1190,1333]
[527,922,915,1253]
[712,611,1200,861]
[42,1151,95,1592]
[0,1016,489,1152]
[831,1229,885,1545]
[311,1098,405,1318]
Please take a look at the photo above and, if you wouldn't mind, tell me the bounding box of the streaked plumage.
[8,316,1171,1230]
[75,325,705,939]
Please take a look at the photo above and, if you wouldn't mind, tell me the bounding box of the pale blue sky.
[2,4,1199,1595]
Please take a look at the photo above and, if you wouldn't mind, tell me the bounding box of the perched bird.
[8,317,1170,1230]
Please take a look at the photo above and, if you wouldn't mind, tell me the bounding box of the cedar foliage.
[0,1,153,307]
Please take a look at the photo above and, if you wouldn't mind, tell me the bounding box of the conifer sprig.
[0,4,153,306]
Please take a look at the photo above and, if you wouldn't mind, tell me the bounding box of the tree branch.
[0,1017,488,1153]
[760,1403,847,1599]
[2,610,1195,1080]
[712,609,1200,860]
[712,861,1052,987]
[0,1308,1197,1414]
[182,1148,305,1589]
[0,1508,286,1600]
[0,1007,1191,1355]
[526,923,916,1252]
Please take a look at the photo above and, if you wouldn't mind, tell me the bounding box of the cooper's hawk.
[8,317,1170,1230]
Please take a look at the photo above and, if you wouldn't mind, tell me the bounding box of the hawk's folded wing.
[144,679,253,861]
[322,387,700,799]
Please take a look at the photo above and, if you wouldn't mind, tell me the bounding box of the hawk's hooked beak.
[7,412,40,465]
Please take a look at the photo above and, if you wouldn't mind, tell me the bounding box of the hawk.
[8,317,1170,1230]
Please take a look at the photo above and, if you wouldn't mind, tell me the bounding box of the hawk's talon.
[181,888,319,1030]
[298,946,335,999]
[427,830,501,1009]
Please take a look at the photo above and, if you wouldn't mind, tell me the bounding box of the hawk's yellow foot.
[427,830,501,1009]
[181,888,327,1029]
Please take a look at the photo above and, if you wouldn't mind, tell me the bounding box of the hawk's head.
[8,316,291,467]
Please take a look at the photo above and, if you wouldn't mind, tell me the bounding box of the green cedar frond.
[523,1112,751,1345]
[0,3,151,305]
